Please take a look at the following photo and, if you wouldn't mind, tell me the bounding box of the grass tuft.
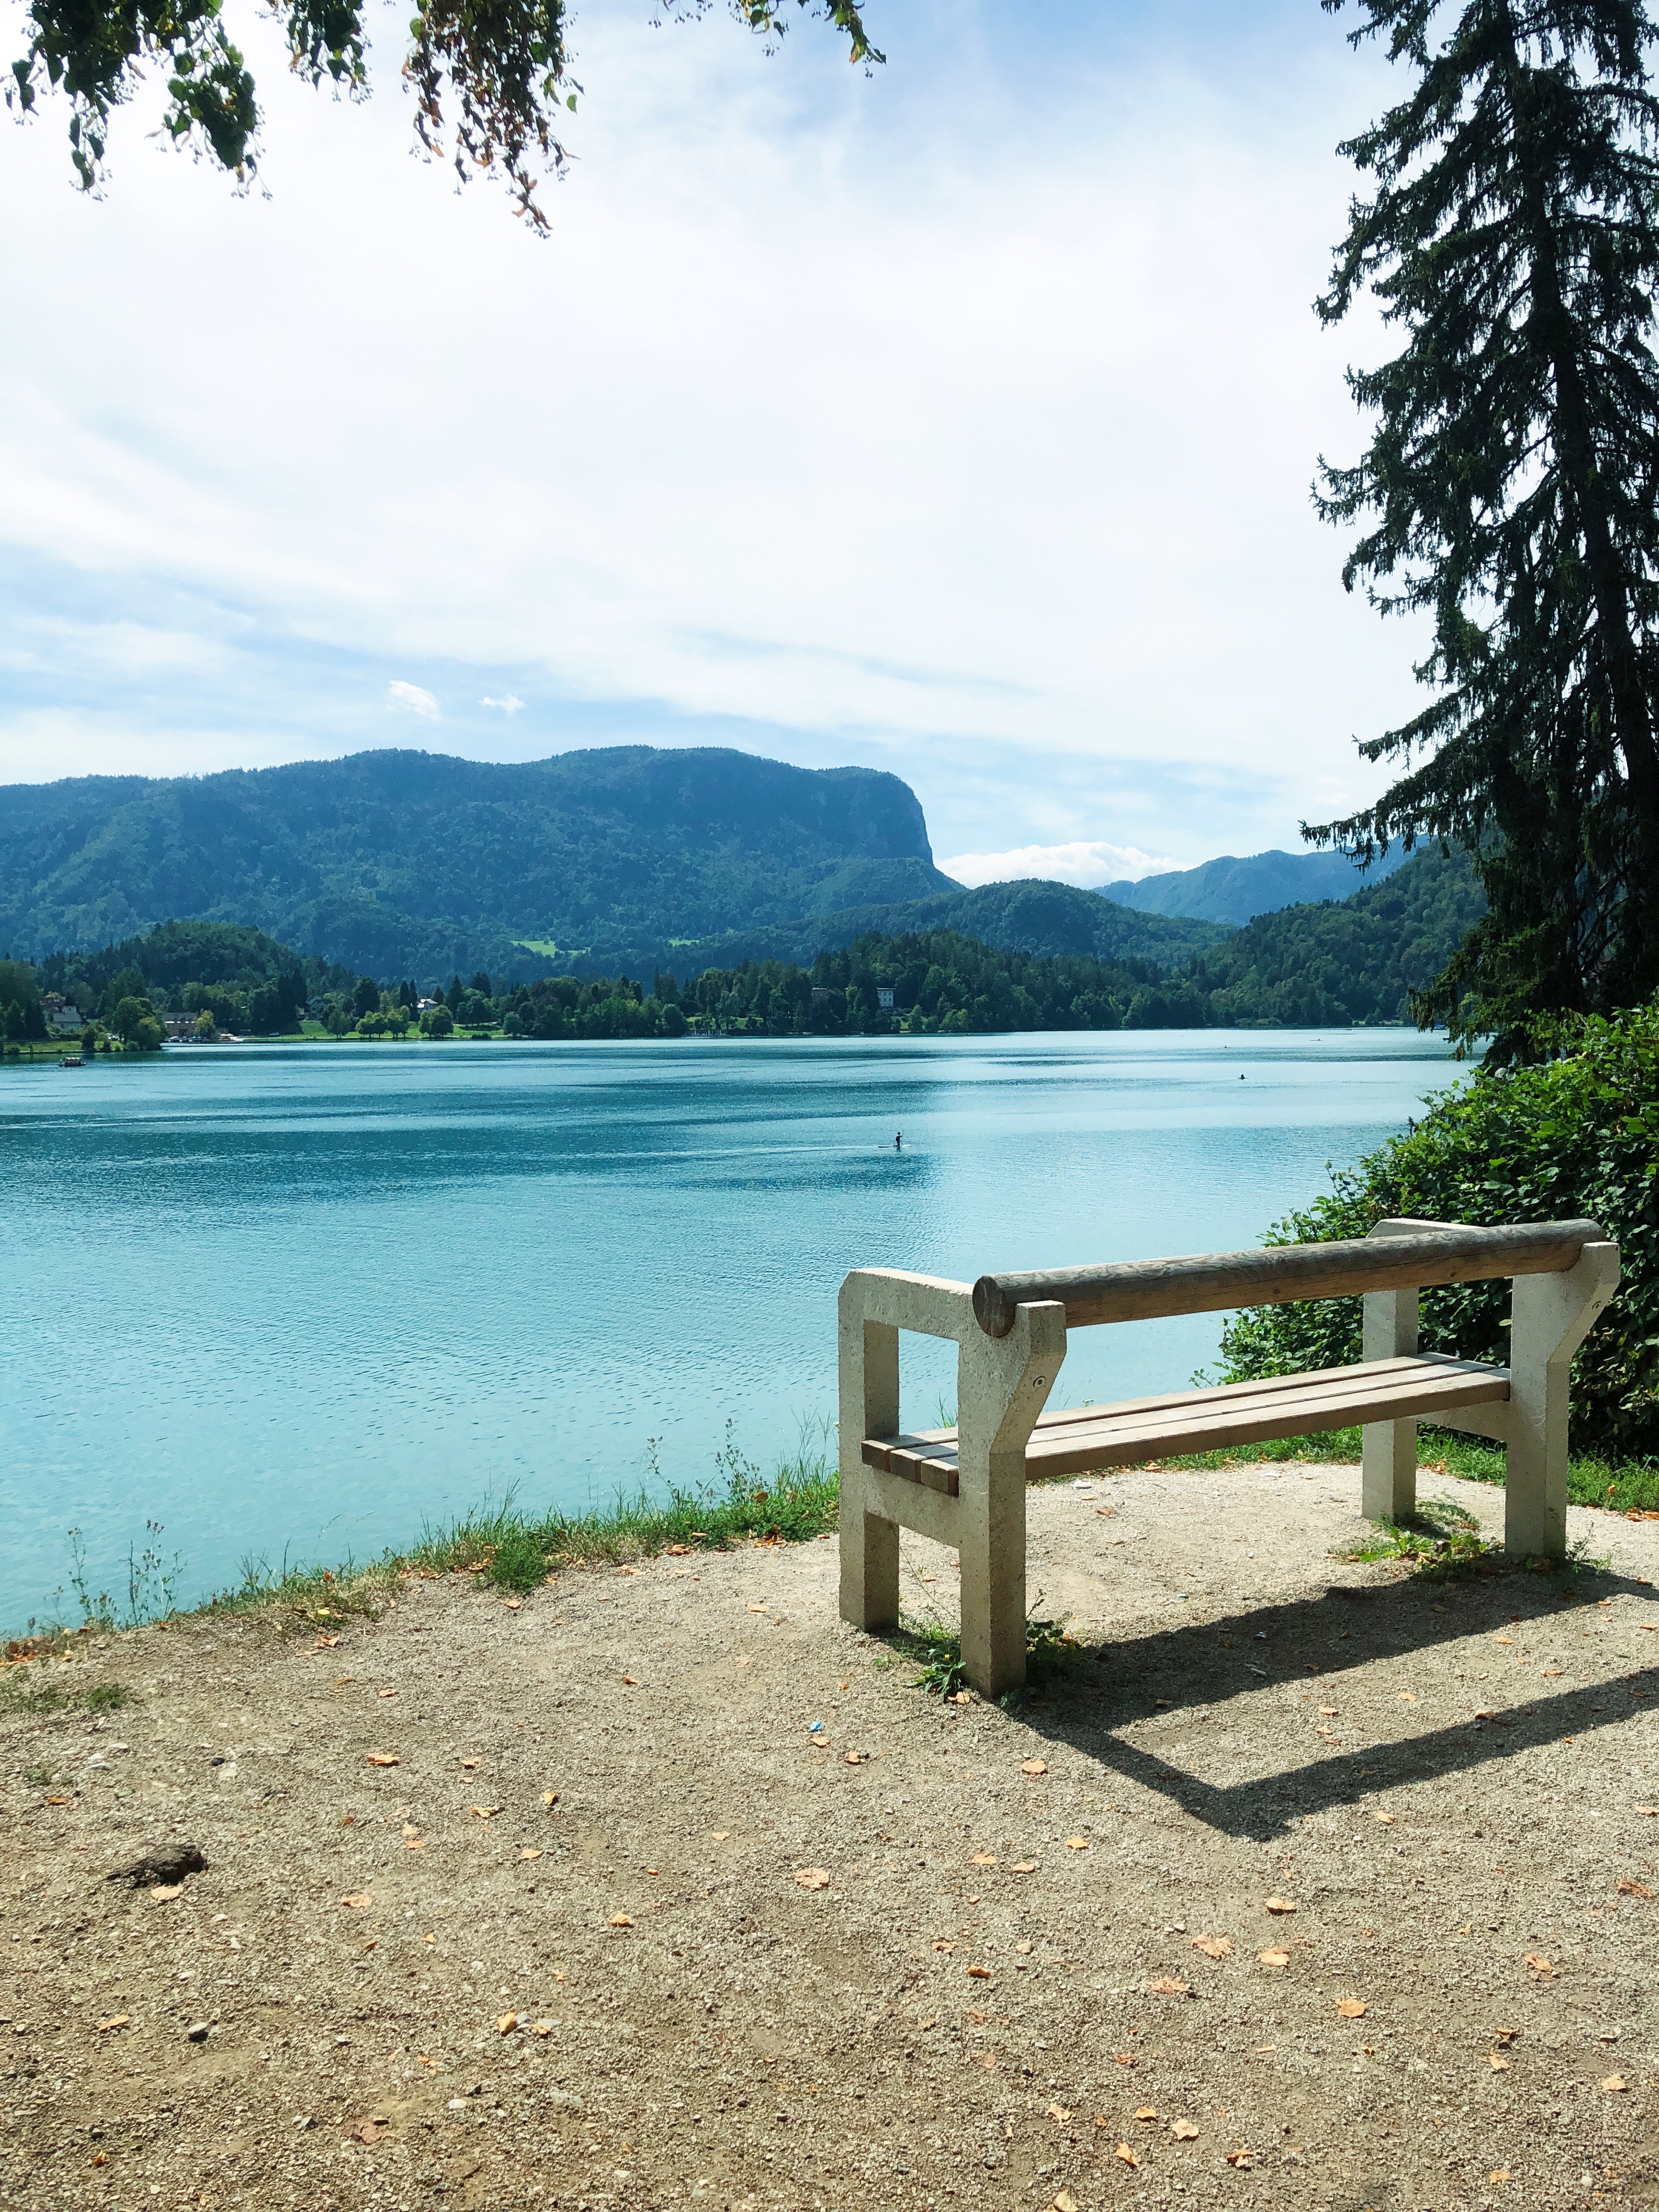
[178,1421,839,1632]
[0,1673,134,1717]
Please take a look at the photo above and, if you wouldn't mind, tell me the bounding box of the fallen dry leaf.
[1012,1859,1037,1872]
[94,2015,129,2033]
[1115,2142,1140,2167]
[1170,2119,1199,2140]
[746,1604,770,1614]
[496,2012,518,2035]
[460,1758,479,1770]
[520,1848,544,1861]
[472,1805,500,1820]
[314,1633,341,1649]
[1488,2054,1511,2070]
[1190,1936,1232,1960]
[366,1753,399,1768]
[1134,2105,1158,2121]
[1398,1690,1417,1702]
[340,1893,372,1910]
[845,1751,862,1765]
[542,1791,559,1807]
[1021,1759,1048,1776]
[148,1883,182,1903]
[1617,1880,1652,1897]
[503,1598,521,1612]
[1318,1705,1338,1716]
[1264,1897,1296,1915]
[1064,1836,1091,1851]
[1046,2103,1072,2123]
[1603,2075,1629,2093]
[934,1939,957,1953]
[621,1675,640,1686]
[1054,2193,1080,2212]
[793,1867,831,1891]
[1523,1952,1555,1977]
[1147,1976,1190,1997]
[972,1852,997,1867]
[1374,1811,1396,1825]
[966,1964,992,1979]
[1226,2147,1255,2169]
[533,2020,554,2037]
[608,1912,634,1927]
[1488,2169,1513,2186]
[1257,1949,1291,1968]
[1336,1997,1368,2019]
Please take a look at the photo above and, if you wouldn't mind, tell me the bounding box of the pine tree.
[1310,0,1659,1059]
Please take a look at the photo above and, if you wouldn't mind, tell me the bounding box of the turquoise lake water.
[1,1031,1466,1631]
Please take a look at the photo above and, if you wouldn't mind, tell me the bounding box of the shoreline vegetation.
[2,857,1480,1060]
[7,1421,1657,1672]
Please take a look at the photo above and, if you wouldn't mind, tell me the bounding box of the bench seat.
[861,1351,1511,1497]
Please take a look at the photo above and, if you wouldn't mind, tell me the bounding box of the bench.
[838,1217,1620,1696]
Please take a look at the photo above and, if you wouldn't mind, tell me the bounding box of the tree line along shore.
[1,853,1480,1056]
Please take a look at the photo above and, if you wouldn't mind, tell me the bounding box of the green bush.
[1218,1001,1659,1460]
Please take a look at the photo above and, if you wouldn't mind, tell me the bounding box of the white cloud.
[387,680,440,721]
[940,840,1181,890]
[482,694,524,715]
[0,4,1420,861]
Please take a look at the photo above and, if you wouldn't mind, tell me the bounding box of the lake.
[1,1031,1465,1631]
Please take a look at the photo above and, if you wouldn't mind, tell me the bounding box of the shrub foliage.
[1218,1002,1659,1459]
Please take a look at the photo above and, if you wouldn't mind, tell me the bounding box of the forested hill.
[573,875,1231,983]
[0,746,962,977]
[1183,845,1483,1026]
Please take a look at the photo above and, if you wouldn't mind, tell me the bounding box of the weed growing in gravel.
[1342,1499,1499,1578]
[900,1600,1082,1701]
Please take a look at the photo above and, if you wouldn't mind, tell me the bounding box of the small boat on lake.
[58,1054,83,1068]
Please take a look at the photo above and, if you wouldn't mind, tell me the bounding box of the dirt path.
[4,1463,1659,2212]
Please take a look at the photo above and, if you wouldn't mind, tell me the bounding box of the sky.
[0,0,1429,885]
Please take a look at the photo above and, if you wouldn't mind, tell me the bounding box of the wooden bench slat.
[862,1353,1510,1492]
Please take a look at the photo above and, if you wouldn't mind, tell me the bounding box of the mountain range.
[2,744,1481,1017]
[1098,844,1413,927]
[0,747,1231,982]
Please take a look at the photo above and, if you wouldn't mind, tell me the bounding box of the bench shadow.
[1014,1564,1657,1842]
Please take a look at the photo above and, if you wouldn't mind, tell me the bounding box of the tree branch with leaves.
[7,0,881,226]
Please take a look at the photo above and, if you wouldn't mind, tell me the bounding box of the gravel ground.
[4,1462,1659,2212]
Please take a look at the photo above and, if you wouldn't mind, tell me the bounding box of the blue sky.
[0,0,1427,882]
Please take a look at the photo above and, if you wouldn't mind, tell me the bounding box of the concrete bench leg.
[955,1303,1066,1699]
[839,1317,900,1633]
[1362,1284,1419,1522]
[1505,1243,1620,1560]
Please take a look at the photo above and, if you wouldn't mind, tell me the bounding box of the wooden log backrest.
[970,1218,1607,1338]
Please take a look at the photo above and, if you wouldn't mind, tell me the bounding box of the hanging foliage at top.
[6,0,881,229]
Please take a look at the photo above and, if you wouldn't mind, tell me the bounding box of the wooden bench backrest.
[970,1218,1605,1338]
